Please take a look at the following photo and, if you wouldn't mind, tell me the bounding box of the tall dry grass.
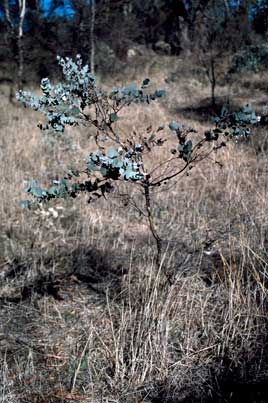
[0,56,268,402]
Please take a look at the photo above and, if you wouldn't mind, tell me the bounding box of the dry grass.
[0,55,268,403]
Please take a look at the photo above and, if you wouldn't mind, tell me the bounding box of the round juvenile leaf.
[169,121,180,131]
[20,200,31,209]
[100,167,108,177]
[184,140,192,152]
[109,113,119,123]
[107,148,118,159]
[48,186,59,196]
[31,187,45,198]
[154,89,165,98]
[242,104,252,114]
[87,160,99,171]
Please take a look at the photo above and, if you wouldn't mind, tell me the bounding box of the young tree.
[184,0,256,107]
[193,0,229,107]
[17,56,256,276]
[252,0,268,36]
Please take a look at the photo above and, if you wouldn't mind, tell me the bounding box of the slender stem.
[143,181,174,285]
[143,180,162,268]
[151,159,191,187]
[149,156,178,177]
[151,139,210,187]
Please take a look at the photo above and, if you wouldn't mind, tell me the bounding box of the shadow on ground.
[148,355,268,403]
[170,97,243,124]
[0,243,129,304]
[206,356,268,403]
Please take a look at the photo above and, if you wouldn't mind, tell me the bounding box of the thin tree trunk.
[200,51,217,108]
[90,0,95,75]
[18,0,26,89]
[4,0,13,28]
[143,182,163,269]
[4,0,15,101]
[143,181,174,285]
[223,0,230,16]
[210,57,216,107]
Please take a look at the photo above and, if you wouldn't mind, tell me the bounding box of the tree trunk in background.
[4,0,13,28]
[18,0,27,89]
[223,0,230,16]
[210,57,216,107]
[179,16,191,56]
[4,0,26,100]
[90,0,95,75]
[4,0,15,101]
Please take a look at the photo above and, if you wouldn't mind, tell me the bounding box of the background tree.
[1,0,268,90]
[18,0,27,87]
[186,0,259,107]
[1,0,27,100]
[192,0,229,107]
[252,1,268,36]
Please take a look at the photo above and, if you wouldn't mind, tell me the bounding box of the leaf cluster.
[17,56,257,209]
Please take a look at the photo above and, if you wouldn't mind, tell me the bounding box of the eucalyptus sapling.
[17,55,257,280]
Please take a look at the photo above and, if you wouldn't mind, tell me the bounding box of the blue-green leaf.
[48,186,59,196]
[154,90,165,98]
[87,160,99,171]
[107,148,118,159]
[169,121,180,131]
[20,200,31,209]
[31,187,44,198]
[109,113,119,123]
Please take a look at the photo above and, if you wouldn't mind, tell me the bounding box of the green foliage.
[17,55,165,138]
[213,105,259,138]
[87,148,144,181]
[17,56,256,212]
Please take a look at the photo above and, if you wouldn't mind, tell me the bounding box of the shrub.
[230,45,268,74]
[17,55,256,276]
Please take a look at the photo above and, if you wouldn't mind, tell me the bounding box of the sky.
[1,0,266,22]
[40,0,75,17]
[40,0,267,18]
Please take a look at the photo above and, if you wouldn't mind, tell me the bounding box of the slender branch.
[151,159,192,187]
[149,156,178,177]
[151,139,211,187]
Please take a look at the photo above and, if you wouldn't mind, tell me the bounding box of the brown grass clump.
[0,55,268,402]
